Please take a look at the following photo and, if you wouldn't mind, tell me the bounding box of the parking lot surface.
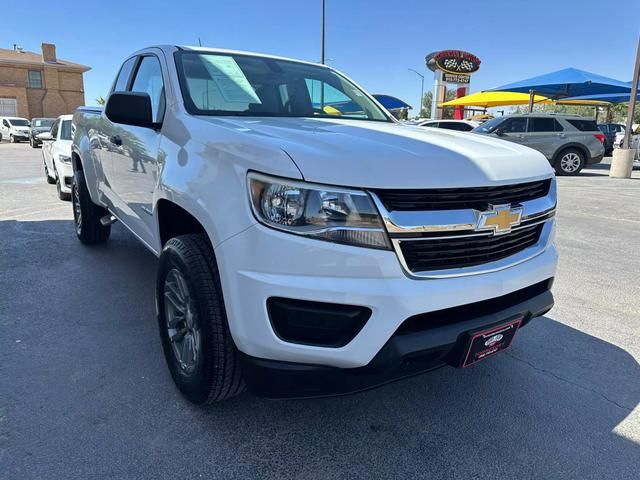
[1,142,639,479]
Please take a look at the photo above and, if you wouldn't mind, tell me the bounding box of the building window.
[28,70,43,89]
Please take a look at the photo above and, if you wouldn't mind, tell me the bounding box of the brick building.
[0,43,90,119]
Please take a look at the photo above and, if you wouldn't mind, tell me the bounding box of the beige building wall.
[0,43,89,119]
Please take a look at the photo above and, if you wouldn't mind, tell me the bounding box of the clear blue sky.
[4,0,640,112]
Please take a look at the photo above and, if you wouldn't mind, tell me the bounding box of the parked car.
[0,116,31,143]
[29,117,56,148]
[72,45,557,404]
[417,119,480,131]
[614,124,637,148]
[473,114,605,175]
[38,114,74,200]
[597,123,624,155]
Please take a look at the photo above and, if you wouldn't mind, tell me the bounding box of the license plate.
[461,318,522,368]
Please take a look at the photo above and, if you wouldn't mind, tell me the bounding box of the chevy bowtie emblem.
[476,204,523,235]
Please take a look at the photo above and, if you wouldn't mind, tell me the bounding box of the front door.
[108,53,165,248]
[496,117,529,146]
[42,118,59,174]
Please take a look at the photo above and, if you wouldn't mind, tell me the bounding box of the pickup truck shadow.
[2,218,638,479]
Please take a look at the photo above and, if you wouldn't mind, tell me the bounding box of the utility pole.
[610,34,640,178]
[321,0,326,64]
[408,69,425,117]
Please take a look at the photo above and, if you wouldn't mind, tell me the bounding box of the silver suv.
[473,114,605,175]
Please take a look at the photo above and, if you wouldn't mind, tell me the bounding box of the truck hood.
[198,117,553,188]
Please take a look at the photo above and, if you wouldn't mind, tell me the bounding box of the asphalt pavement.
[1,142,639,479]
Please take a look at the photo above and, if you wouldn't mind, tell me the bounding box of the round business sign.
[426,50,481,75]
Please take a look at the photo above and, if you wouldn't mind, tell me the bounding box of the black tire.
[72,169,111,244]
[554,148,585,176]
[157,234,245,404]
[10,135,16,143]
[56,176,71,201]
[30,137,39,148]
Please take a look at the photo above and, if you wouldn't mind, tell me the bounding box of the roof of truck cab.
[149,45,330,69]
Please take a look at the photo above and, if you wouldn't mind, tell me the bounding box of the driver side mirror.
[105,91,156,129]
[494,127,505,136]
[37,132,53,141]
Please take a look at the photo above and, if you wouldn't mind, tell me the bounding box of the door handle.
[110,135,122,146]
[557,133,566,138]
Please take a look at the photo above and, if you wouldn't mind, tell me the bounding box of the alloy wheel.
[164,268,201,375]
[560,152,581,173]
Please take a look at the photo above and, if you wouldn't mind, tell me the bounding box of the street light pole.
[321,0,326,64]
[409,68,425,117]
[610,34,640,178]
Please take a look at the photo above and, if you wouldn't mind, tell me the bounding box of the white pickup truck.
[72,45,557,404]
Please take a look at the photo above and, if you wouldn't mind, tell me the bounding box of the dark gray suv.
[473,114,605,175]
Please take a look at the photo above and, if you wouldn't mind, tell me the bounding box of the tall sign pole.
[610,34,640,178]
[321,0,326,64]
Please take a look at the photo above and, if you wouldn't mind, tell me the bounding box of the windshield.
[472,117,505,133]
[176,51,390,122]
[9,119,30,127]
[33,118,54,128]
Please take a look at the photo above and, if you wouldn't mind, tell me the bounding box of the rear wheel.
[555,148,585,175]
[157,234,245,404]
[72,170,111,244]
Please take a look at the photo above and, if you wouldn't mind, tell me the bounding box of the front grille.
[399,224,543,272]
[372,179,551,211]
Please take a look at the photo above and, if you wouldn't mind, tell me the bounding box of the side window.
[130,56,165,123]
[423,122,438,128]
[112,57,137,93]
[50,119,60,139]
[501,118,527,133]
[528,117,556,132]
[2,119,9,128]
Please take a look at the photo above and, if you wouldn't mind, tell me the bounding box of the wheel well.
[553,144,588,164]
[156,200,207,246]
[72,152,83,172]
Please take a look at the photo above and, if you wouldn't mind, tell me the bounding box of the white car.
[72,45,557,403]
[0,116,31,143]
[38,114,74,200]
[416,119,480,132]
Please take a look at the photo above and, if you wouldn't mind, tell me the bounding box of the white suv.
[72,46,557,403]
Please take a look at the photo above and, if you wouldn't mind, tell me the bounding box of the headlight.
[248,172,390,249]
[59,155,72,165]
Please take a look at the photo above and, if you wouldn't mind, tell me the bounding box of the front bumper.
[240,281,554,398]
[215,219,557,370]
[54,160,73,193]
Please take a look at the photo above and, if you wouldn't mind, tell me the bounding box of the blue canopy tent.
[490,68,632,113]
[372,94,412,110]
[562,92,640,104]
[490,68,632,99]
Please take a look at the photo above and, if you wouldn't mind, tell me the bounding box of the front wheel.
[9,135,16,143]
[44,159,55,184]
[555,148,585,176]
[72,170,111,244]
[157,234,245,404]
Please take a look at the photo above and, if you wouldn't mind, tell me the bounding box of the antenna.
[198,37,202,47]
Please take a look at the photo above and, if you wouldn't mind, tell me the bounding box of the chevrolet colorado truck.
[72,45,557,404]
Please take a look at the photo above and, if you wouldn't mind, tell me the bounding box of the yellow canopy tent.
[440,91,609,108]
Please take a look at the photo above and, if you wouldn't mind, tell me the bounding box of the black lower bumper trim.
[240,287,554,399]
